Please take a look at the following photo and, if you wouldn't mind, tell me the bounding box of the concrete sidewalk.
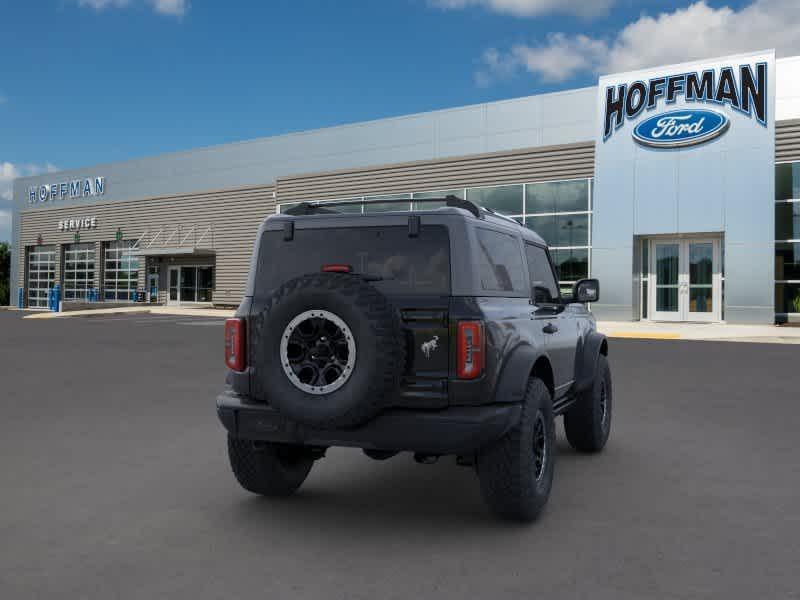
[23,306,235,320]
[598,320,800,343]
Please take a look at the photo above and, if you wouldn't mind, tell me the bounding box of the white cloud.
[77,0,188,17]
[430,0,614,18]
[149,0,189,17]
[476,0,800,84]
[0,162,21,204]
[0,162,58,242]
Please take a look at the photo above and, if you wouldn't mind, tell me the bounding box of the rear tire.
[564,354,612,453]
[476,378,556,522]
[227,435,314,497]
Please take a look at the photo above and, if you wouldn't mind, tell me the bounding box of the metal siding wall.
[18,185,275,306]
[275,142,595,202]
[776,120,800,162]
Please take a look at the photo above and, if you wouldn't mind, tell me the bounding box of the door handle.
[542,323,558,334]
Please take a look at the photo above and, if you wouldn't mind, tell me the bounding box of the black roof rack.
[283,195,482,219]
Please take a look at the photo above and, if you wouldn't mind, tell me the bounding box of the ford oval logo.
[632,109,730,149]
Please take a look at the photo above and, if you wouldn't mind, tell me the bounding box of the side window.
[525,244,560,304]
[475,228,527,293]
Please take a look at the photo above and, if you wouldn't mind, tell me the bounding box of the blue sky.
[1,0,798,241]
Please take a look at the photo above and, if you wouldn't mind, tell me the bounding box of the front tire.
[564,354,612,453]
[476,378,556,522]
[227,435,314,497]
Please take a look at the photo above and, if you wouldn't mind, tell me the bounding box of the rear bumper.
[217,389,521,455]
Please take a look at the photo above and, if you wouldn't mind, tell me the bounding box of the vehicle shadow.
[225,438,593,536]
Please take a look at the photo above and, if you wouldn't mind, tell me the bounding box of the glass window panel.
[776,163,800,201]
[524,215,555,246]
[775,202,800,240]
[525,244,559,303]
[656,244,679,285]
[552,249,589,282]
[689,288,713,312]
[325,199,364,214]
[642,280,649,319]
[474,228,526,293]
[526,180,589,214]
[413,190,463,210]
[689,243,713,285]
[657,287,679,312]
[180,267,197,288]
[775,243,800,280]
[363,194,411,213]
[467,185,523,215]
[554,214,589,247]
[641,242,649,278]
[198,267,214,290]
[197,268,214,303]
[775,283,800,313]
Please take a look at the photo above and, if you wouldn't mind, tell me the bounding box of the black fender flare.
[573,331,609,394]
[491,343,551,404]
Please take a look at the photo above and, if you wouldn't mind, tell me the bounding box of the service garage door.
[27,245,56,308]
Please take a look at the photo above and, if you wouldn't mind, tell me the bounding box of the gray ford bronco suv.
[217,196,611,521]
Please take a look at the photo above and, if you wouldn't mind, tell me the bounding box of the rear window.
[255,225,451,296]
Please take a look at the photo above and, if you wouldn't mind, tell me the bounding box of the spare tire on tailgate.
[251,273,406,429]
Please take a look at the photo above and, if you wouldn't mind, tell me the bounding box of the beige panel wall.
[17,142,596,308]
[18,184,275,306]
[274,142,595,202]
[777,119,800,163]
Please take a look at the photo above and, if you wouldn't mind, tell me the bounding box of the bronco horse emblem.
[421,335,439,359]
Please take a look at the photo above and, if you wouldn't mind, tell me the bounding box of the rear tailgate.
[252,222,453,407]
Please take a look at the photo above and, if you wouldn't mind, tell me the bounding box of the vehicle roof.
[268,206,548,246]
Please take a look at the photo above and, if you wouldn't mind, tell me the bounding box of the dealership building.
[8,49,800,323]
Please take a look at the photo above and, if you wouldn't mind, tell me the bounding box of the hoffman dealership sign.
[602,62,767,148]
[28,176,105,205]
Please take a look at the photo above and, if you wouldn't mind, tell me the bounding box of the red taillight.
[322,264,351,273]
[225,318,247,372]
[457,321,485,379]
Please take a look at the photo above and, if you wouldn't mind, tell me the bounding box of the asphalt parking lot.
[1,311,799,600]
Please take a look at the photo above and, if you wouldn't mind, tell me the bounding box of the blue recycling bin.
[17,287,24,309]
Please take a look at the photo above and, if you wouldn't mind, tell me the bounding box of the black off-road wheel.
[476,378,556,522]
[564,354,612,453]
[227,435,314,497]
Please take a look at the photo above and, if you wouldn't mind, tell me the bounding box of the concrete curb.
[607,332,681,340]
[598,321,800,344]
[23,306,235,320]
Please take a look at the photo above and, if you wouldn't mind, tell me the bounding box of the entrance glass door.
[147,267,159,303]
[687,242,714,321]
[652,242,681,321]
[167,266,214,305]
[168,267,179,305]
[649,238,722,322]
